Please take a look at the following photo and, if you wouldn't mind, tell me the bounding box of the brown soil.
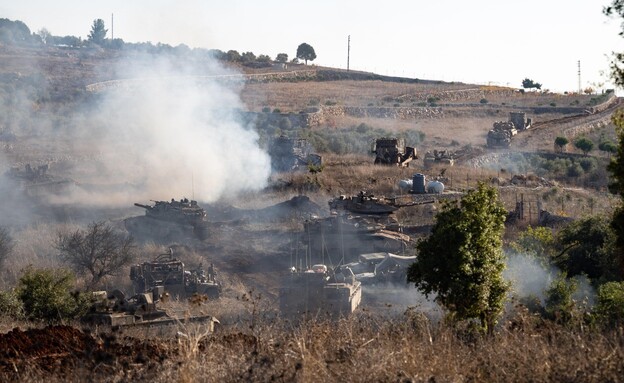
[0,325,172,380]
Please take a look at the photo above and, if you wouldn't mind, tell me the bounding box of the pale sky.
[2,1,624,93]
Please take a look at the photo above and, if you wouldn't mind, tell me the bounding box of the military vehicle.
[509,111,532,131]
[269,135,322,172]
[343,252,416,285]
[486,121,517,148]
[130,249,221,299]
[302,215,411,265]
[372,138,417,167]
[83,288,219,329]
[124,198,210,241]
[5,163,75,197]
[279,264,362,318]
[328,191,399,215]
[423,149,456,168]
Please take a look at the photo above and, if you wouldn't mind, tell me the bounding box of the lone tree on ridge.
[296,43,316,65]
[88,19,108,45]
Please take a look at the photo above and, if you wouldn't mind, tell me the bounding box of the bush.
[0,289,24,319]
[262,106,271,113]
[480,98,488,104]
[17,268,91,322]
[272,108,281,114]
[567,163,583,178]
[545,274,577,324]
[579,158,596,172]
[594,281,624,328]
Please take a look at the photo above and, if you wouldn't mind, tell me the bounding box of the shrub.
[545,274,577,324]
[550,103,556,107]
[567,163,583,177]
[272,108,281,114]
[594,281,624,328]
[579,158,596,172]
[17,268,91,322]
[0,289,24,319]
[262,106,271,113]
[480,98,488,104]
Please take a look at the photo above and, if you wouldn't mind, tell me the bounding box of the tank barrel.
[134,203,152,210]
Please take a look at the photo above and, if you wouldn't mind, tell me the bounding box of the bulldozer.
[269,135,322,172]
[83,288,219,329]
[372,138,417,167]
[130,249,221,299]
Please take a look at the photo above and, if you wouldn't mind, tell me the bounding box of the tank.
[423,150,456,168]
[412,174,426,194]
[328,191,399,215]
[124,198,210,241]
[83,288,219,329]
[426,180,445,194]
[5,163,75,197]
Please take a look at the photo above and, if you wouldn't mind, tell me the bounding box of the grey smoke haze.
[504,252,595,306]
[49,55,271,206]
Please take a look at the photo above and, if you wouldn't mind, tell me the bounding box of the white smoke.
[49,54,271,206]
[504,252,554,303]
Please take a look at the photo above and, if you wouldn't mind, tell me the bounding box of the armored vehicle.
[125,198,210,241]
[372,138,417,167]
[130,250,221,299]
[83,288,219,329]
[6,163,75,197]
[487,121,517,148]
[269,135,322,172]
[423,150,456,168]
[280,264,362,317]
[509,111,532,131]
[328,191,399,215]
[302,215,411,265]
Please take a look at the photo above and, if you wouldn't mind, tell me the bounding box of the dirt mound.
[0,325,171,380]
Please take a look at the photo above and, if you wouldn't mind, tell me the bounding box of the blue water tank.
[412,173,426,194]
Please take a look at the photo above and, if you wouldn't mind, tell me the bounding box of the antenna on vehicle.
[192,172,195,200]
[578,60,581,94]
[111,13,114,40]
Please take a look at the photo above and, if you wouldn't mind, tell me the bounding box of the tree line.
[0,18,317,66]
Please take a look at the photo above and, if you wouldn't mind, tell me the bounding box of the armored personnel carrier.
[124,198,210,241]
[130,250,221,299]
[280,264,362,318]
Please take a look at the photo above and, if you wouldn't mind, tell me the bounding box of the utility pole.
[347,35,350,71]
[578,60,581,94]
[111,13,114,40]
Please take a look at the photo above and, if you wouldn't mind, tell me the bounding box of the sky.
[2,0,624,93]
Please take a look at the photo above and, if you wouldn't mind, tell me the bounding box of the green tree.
[226,50,241,62]
[257,54,271,62]
[241,51,256,63]
[574,137,594,155]
[555,216,617,283]
[296,42,316,65]
[275,53,288,63]
[87,19,107,44]
[55,221,136,289]
[522,78,542,90]
[18,267,90,322]
[554,136,569,152]
[407,183,509,333]
[599,140,618,154]
[604,1,624,86]
[511,226,556,261]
